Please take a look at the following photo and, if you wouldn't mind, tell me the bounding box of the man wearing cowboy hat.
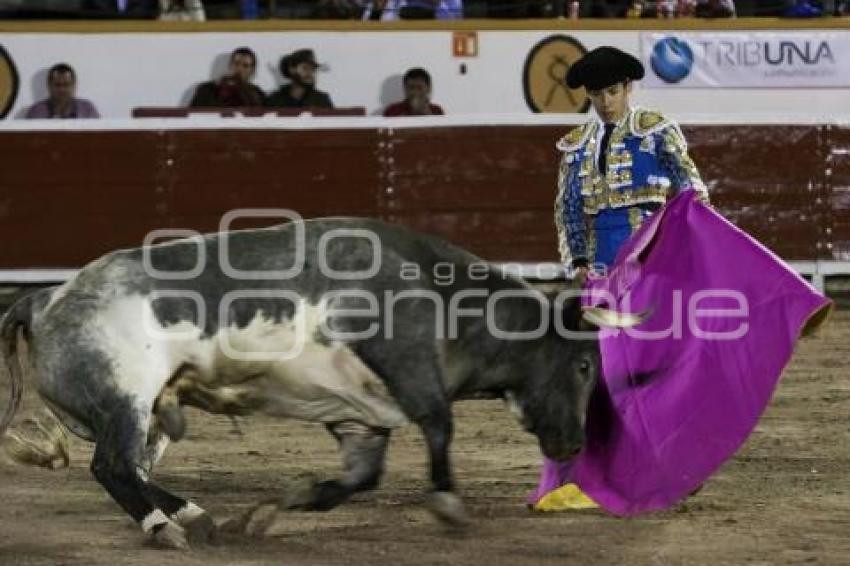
[534,46,709,512]
[265,49,334,110]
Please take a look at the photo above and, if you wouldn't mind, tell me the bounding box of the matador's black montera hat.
[566,46,645,91]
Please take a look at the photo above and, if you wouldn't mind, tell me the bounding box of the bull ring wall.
[0,115,849,292]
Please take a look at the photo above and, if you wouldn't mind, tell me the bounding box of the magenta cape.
[529,191,832,516]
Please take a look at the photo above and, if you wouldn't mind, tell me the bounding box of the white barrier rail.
[3,113,850,132]
[1,261,847,292]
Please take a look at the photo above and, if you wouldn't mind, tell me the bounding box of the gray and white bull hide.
[0,217,644,549]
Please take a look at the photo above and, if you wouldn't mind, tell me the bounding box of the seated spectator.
[362,0,462,20]
[782,0,822,16]
[159,0,205,20]
[24,63,99,119]
[82,0,158,18]
[479,0,544,17]
[239,0,259,18]
[383,68,444,117]
[587,0,629,17]
[189,47,264,108]
[695,0,736,16]
[265,49,334,109]
[312,0,366,18]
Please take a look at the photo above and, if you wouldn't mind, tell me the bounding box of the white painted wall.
[1,29,848,119]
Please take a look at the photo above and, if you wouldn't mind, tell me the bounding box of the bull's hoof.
[280,480,351,512]
[219,502,279,538]
[244,503,279,537]
[182,512,218,545]
[425,492,471,528]
[149,522,189,551]
[303,480,351,512]
[217,514,248,535]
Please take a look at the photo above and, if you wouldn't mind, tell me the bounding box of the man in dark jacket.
[265,49,334,109]
[189,47,265,108]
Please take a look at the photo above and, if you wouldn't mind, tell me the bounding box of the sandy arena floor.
[0,311,848,566]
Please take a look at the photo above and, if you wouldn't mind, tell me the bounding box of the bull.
[0,217,643,549]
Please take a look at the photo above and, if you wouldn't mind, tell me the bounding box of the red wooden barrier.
[0,124,844,269]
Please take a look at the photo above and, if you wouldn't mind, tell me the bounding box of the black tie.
[598,123,615,173]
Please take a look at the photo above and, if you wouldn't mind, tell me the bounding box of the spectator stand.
[1,1,848,19]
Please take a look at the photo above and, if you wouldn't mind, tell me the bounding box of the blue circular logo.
[650,37,693,84]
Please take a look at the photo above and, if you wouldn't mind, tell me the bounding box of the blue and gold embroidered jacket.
[554,107,709,266]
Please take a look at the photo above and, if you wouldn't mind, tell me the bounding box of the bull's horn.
[581,306,651,328]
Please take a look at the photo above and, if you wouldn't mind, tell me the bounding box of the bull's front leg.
[418,408,470,527]
[295,421,391,511]
[224,421,391,537]
[353,340,470,527]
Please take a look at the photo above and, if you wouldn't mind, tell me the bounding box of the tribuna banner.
[641,31,850,88]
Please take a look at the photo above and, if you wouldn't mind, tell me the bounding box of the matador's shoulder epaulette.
[555,122,595,152]
[629,108,674,137]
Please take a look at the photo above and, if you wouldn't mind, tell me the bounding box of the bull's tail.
[3,409,69,469]
[0,292,33,437]
[0,289,69,469]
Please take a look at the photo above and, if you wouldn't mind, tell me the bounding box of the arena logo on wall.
[642,31,850,88]
[0,44,19,119]
[523,35,590,113]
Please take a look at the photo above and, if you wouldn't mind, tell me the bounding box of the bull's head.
[506,297,649,462]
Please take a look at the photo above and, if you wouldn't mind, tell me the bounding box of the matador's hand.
[573,266,590,287]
